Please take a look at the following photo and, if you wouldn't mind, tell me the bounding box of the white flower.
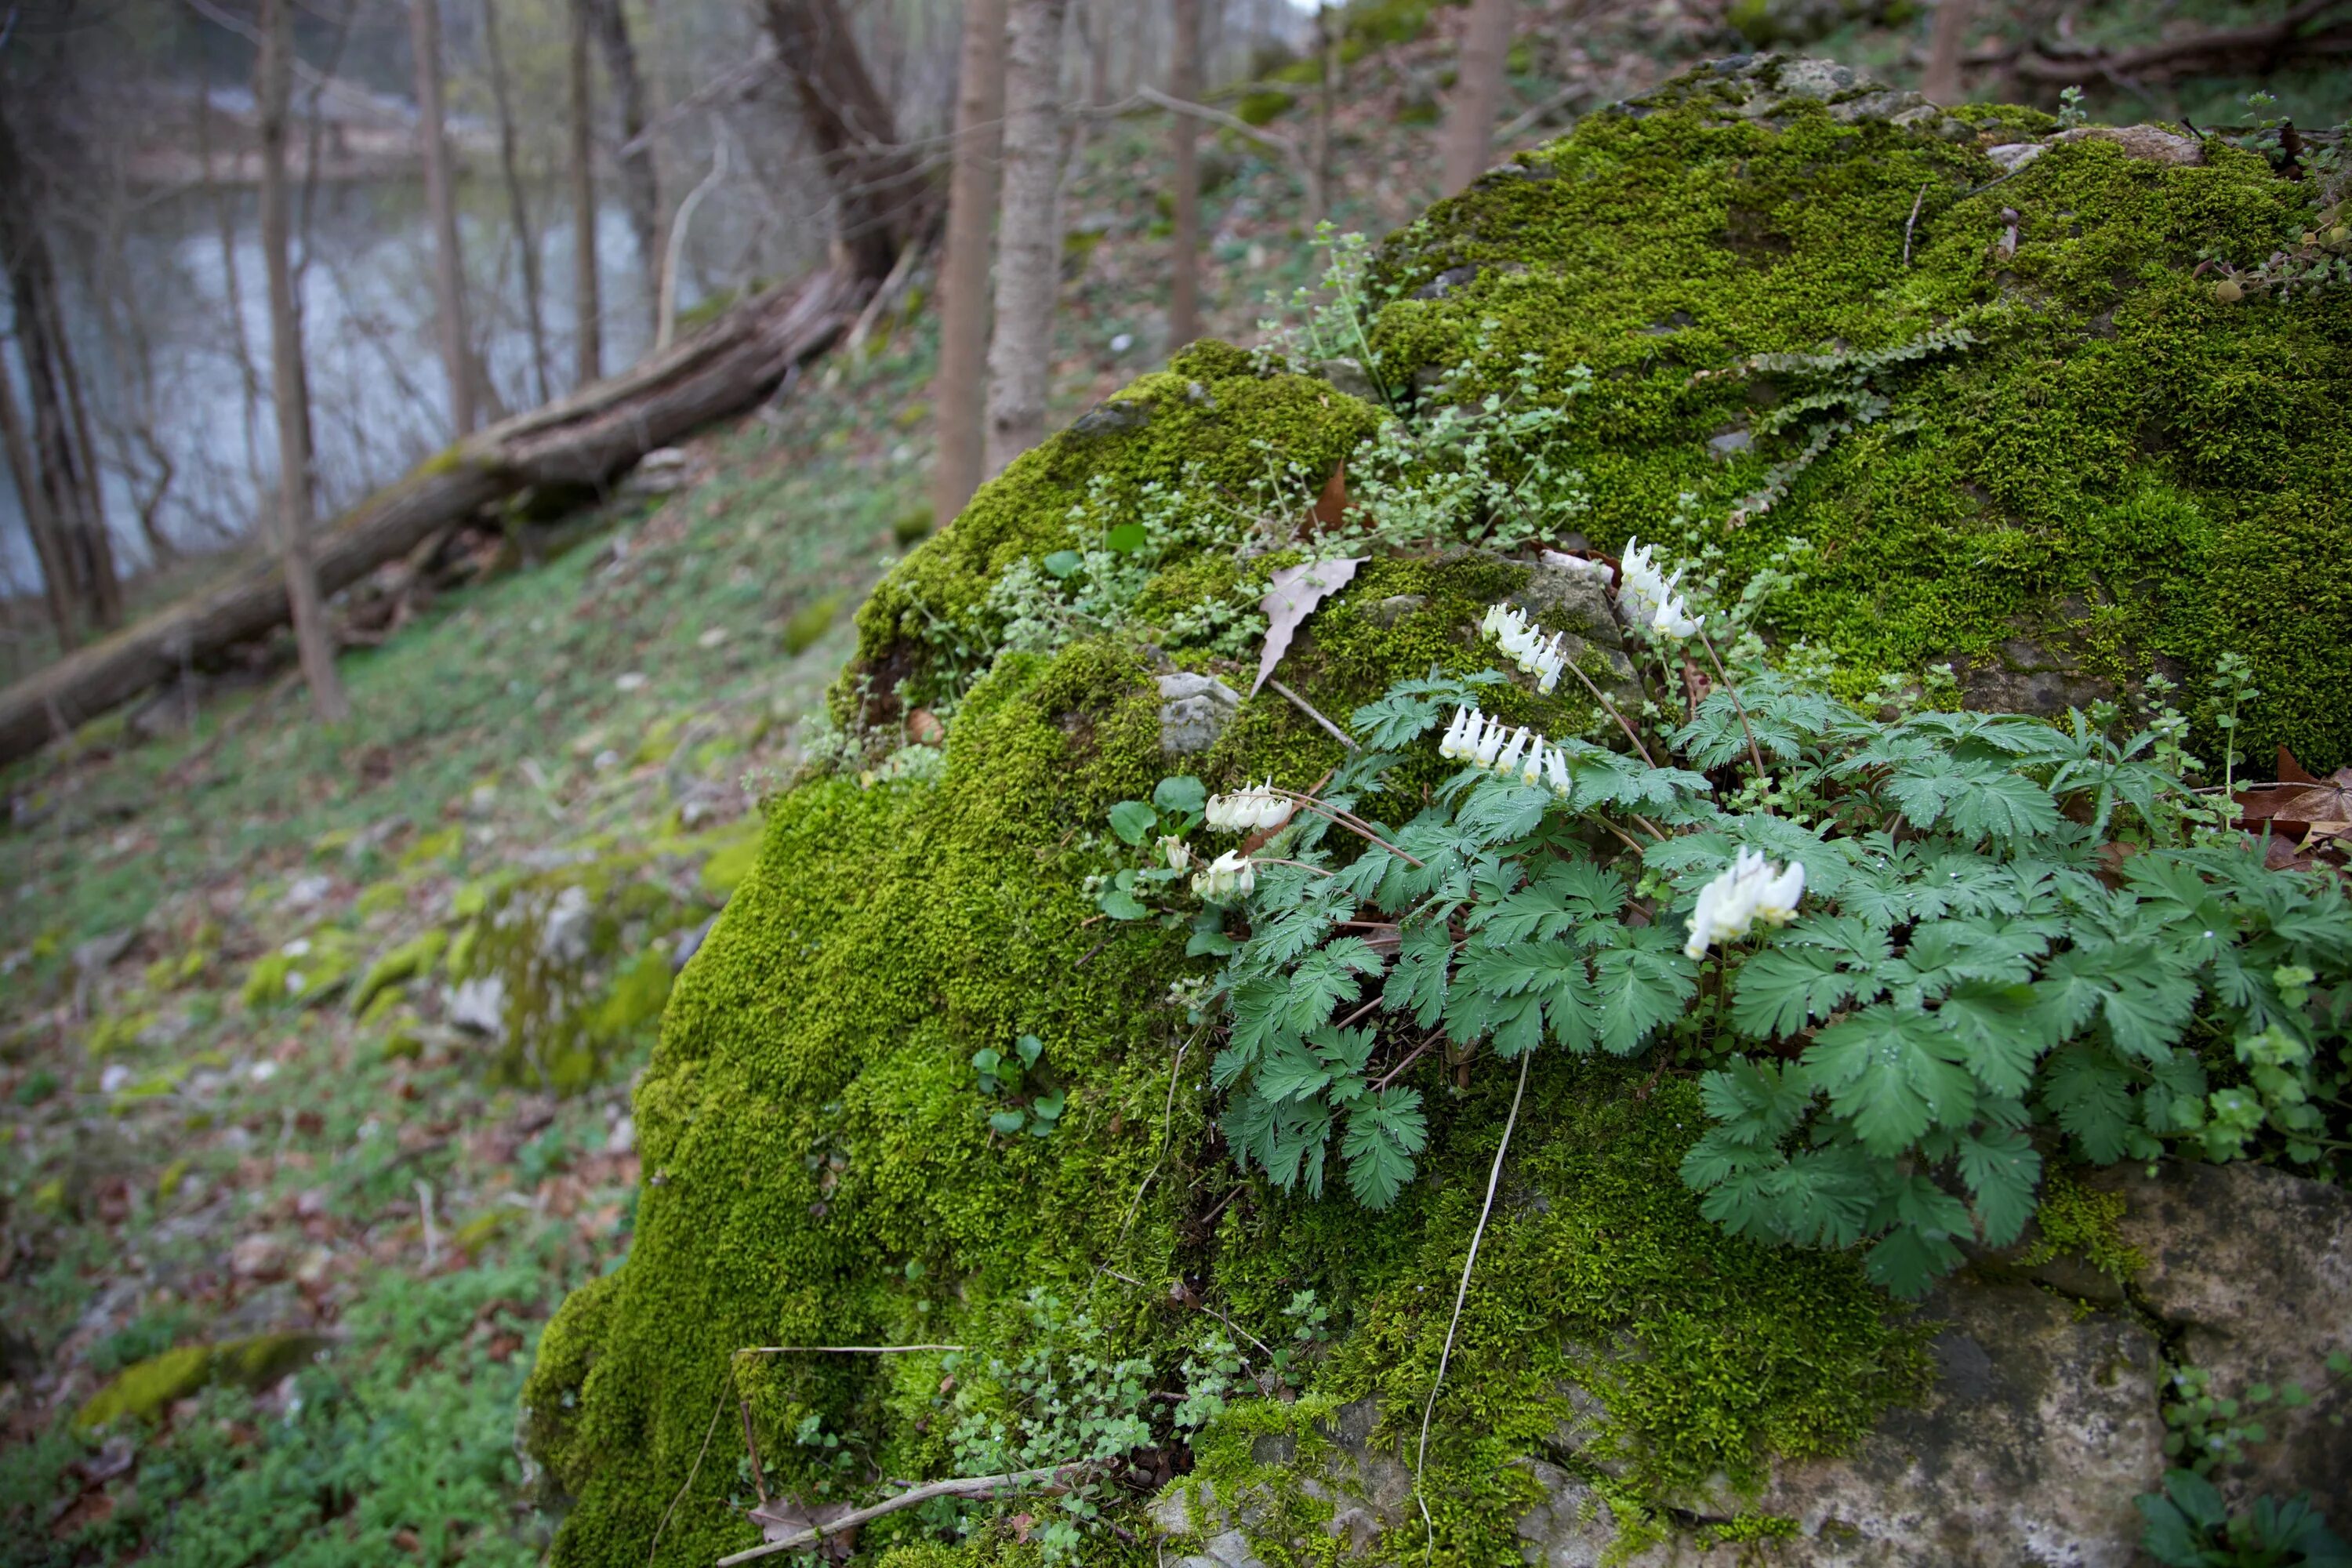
[1191,850,1257,901]
[1204,780,1294,834]
[1682,850,1806,960]
[1617,539,1702,640]
[1481,603,1573,692]
[1159,835,1192,873]
[1472,713,1507,768]
[1439,704,1476,761]
[1543,743,1573,796]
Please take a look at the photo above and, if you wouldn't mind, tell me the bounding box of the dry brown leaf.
[1309,465,1350,532]
[1253,557,1366,697]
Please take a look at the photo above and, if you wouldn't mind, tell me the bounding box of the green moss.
[1365,67,2352,768]
[1233,89,1294,127]
[2017,1167,2147,1283]
[350,928,448,1016]
[76,1344,212,1428]
[842,342,1381,724]
[75,1334,321,1429]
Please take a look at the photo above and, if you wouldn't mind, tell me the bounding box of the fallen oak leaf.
[1253,557,1366,697]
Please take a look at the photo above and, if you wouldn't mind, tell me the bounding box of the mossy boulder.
[75,1333,323,1429]
[1374,53,2351,771]
[524,56,2348,1568]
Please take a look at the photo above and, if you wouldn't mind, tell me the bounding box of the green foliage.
[2137,1468,2350,1568]
[1191,641,2352,1297]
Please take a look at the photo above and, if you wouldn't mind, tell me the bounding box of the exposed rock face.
[1151,1161,2351,1566]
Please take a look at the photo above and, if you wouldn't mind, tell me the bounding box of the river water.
[3,171,794,594]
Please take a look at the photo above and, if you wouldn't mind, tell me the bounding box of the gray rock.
[1149,1401,1414,1563]
[1987,142,2049,173]
[1365,594,1428,628]
[2086,1160,2352,1508]
[1510,557,1622,648]
[1740,1283,2162,1565]
[1158,673,1242,755]
[1070,398,1154,438]
[1707,428,1753,458]
[1414,265,1481,301]
[1314,358,1381,405]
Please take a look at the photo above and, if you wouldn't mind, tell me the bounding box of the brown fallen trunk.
[0,267,866,768]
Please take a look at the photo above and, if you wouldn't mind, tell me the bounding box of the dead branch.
[713,1462,1086,1566]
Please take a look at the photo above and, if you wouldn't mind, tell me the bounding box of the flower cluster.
[1204,782,1296,834]
[1192,850,1256,901]
[1617,539,1703,640]
[1439,705,1574,795]
[1479,603,1568,694]
[1682,850,1806,960]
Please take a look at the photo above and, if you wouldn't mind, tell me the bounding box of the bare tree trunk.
[1086,0,1112,113]
[759,0,930,282]
[409,0,477,436]
[259,0,350,722]
[1311,4,1336,225]
[1441,0,1512,196]
[0,334,79,651]
[1167,0,1203,350]
[983,0,1073,474]
[0,113,120,633]
[481,0,551,406]
[581,0,661,331]
[568,0,603,387]
[1922,0,1973,104]
[197,80,267,501]
[930,0,1008,527]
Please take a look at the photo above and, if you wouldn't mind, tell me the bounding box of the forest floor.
[2,14,2338,1561]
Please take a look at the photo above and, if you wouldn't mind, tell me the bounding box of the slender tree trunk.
[1311,4,1336,225]
[581,0,661,330]
[930,0,1008,526]
[1167,0,1203,350]
[568,0,603,387]
[1441,0,1512,196]
[197,85,267,501]
[759,0,928,282]
[258,0,349,722]
[408,0,476,435]
[983,0,1073,474]
[1922,0,1973,104]
[0,113,119,633]
[1086,0,1111,114]
[0,336,79,651]
[481,0,550,406]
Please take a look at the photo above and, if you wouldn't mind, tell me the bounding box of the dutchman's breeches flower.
[1192,850,1256,901]
[1682,849,1806,960]
[1204,781,1296,834]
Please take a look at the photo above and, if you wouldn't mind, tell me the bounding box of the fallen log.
[0,265,866,768]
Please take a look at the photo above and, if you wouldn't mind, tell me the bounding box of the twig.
[657,128,731,353]
[1252,857,1336,877]
[734,1344,967,1356]
[1414,1049,1533,1565]
[1902,182,1929,268]
[1267,677,1360,751]
[739,1395,770,1509]
[1559,657,1657,768]
[1118,1032,1194,1240]
[1371,1036,1437,1091]
[1097,1265,1276,1362]
[1495,82,1588,145]
[715,1464,1087,1566]
[1276,792,1425,868]
[1696,630,1769,785]
[650,1369,733,1565]
[414,1179,439,1270]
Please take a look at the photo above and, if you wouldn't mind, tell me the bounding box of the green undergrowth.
[1366,59,2352,768]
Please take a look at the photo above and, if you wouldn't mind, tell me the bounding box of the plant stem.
[1268,676,1360,750]
[1414,1048,1532,1565]
[1372,1036,1437,1091]
[1697,628,1769,784]
[1253,857,1337,877]
[1276,792,1427,867]
[1560,655,1657,768]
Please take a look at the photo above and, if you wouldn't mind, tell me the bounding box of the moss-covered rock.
[1370,53,2352,769]
[524,56,2347,1568]
[75,1333,323,1429]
